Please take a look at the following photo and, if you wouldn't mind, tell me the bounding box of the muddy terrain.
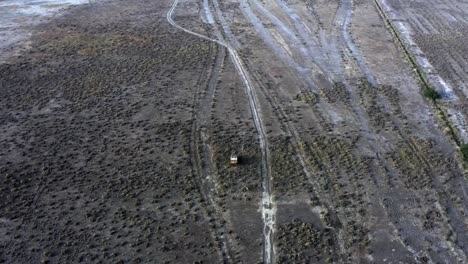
[1,0,467,263]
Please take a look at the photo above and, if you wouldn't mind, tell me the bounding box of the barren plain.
[1,0,467,263]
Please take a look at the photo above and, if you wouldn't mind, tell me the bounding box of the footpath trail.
[167,1,275,263]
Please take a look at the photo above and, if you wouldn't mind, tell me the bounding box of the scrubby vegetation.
[423,87,441,101]
[460,143,468,162]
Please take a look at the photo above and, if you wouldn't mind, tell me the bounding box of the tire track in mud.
[338,3,467,258]
[340,0,377,86]
[167,1,275,263]
[242,0,342,86]
[356,81,468,262]
[381,99,468,262]
[186,41,232,263]
[291,0,377,86]
[243,40,464,262]
[250,0,340,82]
[239,0,377,90]
[208,0,241,49]
[239,0,318,90]
[255,0,372,136]
[304,0,323,29]
[223,0,346,214]
[273,0,342,80]
[206,3,343,240]
[241,58,344,261]
[365,4,468,258]
[241,57,382,262]
[225,1,434,261]
[393,141,465,262]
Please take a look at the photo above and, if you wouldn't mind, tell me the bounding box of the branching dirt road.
[170,0,468,262]
[168,1,275,263]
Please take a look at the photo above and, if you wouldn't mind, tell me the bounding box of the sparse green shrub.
[460,143,468,162]
[423,88,441,101]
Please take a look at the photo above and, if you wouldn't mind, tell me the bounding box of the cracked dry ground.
[1,0,468,264]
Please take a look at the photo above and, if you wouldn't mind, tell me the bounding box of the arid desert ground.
[1,0,468,263]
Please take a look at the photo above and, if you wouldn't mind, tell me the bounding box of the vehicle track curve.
[167,1,275,263]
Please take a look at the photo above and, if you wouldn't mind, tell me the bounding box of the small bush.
[423,88,441,101]
[460,143,468,162]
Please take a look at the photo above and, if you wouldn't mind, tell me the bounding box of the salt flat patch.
[0,0,89,16]
[0,0,90,63]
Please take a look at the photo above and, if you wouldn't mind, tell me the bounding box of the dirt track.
[1,0,468,263]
